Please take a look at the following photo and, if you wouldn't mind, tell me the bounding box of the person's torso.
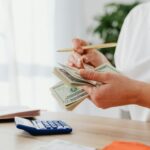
[115,2,150,122]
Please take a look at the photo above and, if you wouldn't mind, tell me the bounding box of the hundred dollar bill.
[54,67,96,86]
[50,81,88,110]
[57,63,97,85]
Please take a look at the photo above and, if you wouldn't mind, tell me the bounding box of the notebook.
[0,106,40,120]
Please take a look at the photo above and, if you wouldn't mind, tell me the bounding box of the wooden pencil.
[57,43,117,52]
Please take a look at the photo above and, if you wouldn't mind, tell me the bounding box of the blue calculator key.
[58,121,70,129]
[35,120,46,129]
[53,121,64,129]
[47,121,57,129]
[42,121,52,129]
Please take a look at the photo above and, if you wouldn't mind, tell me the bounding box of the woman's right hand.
[68,38,110,69]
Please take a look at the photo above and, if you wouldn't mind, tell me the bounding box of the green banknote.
[50,81,88,110]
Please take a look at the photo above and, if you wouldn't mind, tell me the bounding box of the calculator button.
[32,121,40,129]
[58,121,70,129]
[47,121,57,129]
[35,120,46,129]
[42,121,52,129]
[53,121,64,129]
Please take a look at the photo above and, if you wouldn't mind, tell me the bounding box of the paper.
[0,105,40,119]
[37,139,96,150]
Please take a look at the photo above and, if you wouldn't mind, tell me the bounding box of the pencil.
[57,43,117,52]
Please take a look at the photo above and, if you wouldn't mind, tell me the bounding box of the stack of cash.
[50,82,88,110]
[50,63,118,110]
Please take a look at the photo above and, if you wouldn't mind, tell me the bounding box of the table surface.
[0,111,150,150]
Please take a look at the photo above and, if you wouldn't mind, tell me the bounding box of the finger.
[81,55,90,64]
[72,38,87,47]
[68,54,79,68]
[72,38,87,54]
[80,54,95,68]
[72,39,81,49]
[68,55,75,65]
[81,86,99,106]
[73,52,83,68]
[80,69,111,83]
[68,62,73,67]
[68,53,84,68]
[67,59,77,68]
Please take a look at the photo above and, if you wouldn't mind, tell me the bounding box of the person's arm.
[137,82,150,108]
[79,69,150,109]
[68,38,110,68]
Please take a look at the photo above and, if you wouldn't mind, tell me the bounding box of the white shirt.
[115,2,150,121]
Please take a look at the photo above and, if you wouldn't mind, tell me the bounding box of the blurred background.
[0,0,149,117]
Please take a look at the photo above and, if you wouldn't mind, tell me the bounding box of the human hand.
[80,69,141,109]
[68,38,110,69]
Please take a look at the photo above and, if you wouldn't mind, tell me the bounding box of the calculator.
[15,117,72,136]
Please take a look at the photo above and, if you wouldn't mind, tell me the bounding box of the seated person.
[68,2,150,122]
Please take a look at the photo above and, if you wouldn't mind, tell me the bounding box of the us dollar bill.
[54,67,96,86]
[95,64,119,73]
[50,81,88,110]
[54,63,98,86]
[54,63,117,87]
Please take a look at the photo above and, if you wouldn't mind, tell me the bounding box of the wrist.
[132,81,149,107]
[128,80,142,106]
[136,81,150,108]
[133,81,142,105]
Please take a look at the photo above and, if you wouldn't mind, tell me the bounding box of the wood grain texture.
[0,111,150,150]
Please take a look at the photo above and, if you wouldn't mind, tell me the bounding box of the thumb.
[80,69,111,83]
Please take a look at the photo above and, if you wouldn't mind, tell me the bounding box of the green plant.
[93,2,140,64]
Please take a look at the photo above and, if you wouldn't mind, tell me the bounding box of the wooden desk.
[0,112,150,150]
